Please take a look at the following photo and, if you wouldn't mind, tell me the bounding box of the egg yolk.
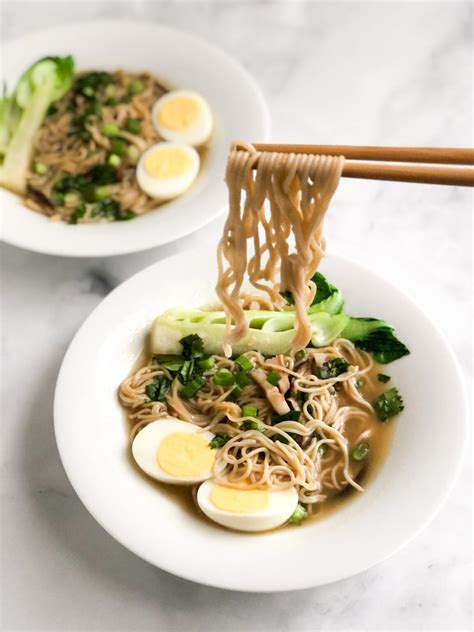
[157,432,214,477]
[144,147,192,179]
[211,485,270,514]
[157,96,200,131]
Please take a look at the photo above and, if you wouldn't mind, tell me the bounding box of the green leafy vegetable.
[289,503,307,525]
[318,357,348,379]
[154,355,183,372]
[179,359,195,384]
[209,434,229,449]
[0,55,75,193]
[341,318,409,364]
[377,373,391,383]
[74,71,113,98]
[145,374,171,402]
[68,203,86,225]
[180,334,205,360]
[352,442,370,461]
[308,271,344,315]
[373,388,404,421]
[272,410,300,424]
[181,376,205,399]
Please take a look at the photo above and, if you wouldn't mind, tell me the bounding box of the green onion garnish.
[267,371,281,386]
[81,85,95,97]
[127,144,140,164]
[242,405,258,418]
[377,373,391,383]
[242,420,265,432]
[289,503,307,525]
[128,79,143,95]
[33,162,48,175]
[209,434,229,449]
[198,357,215,370]
[214,369,235,388]
[94,185,112,201]
[107,154,121,167]
[110,138,125,156]
[234,369,251,388]
[272,410,300,424]
[352,442,370,461]
[229,386,242,401]
[181,376,205,399]
[102,123,120,137]
[235,355,253,372]
[125,118,141,134]
[295,350,306,361]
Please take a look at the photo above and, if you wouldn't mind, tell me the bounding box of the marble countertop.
[1,2,472,630]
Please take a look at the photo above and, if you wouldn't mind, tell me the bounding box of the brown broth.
[121,350,398,529]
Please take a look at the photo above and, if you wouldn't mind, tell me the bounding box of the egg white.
[197,479,299,532]
[152,90,213,146]
[136,142,200,200]
[132,418,215,485]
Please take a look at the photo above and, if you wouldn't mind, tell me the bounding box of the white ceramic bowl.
[54,249,467,591]
[0,21,269,256]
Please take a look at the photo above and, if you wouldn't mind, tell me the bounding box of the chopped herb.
[64,191,81,208]
[319,357,348,380]
[197,356,215,370]
[377,373,391,383]
[242,405,258,418]
[235,355,254,372]
[214,369,235,388]
[228,386,242,401]
[209,434,229,449]
[102,123,120,137]
[125,117,141,134]
[110,138,125,156]
[289,503,307,525]
[181,376,205,399]
[180,334,205,360]
[87,164,119,185]
[272,410,300,424]
[355,379,366,389]
[74,71,113,97]
[235,368,251,388]
[104,97,119,106]
[295,350,306,361]
[154,355,183,372]
[242,420,265,432]
[33,162,48,176]
[179,359,195,384]
[145,374,171,402]
[352,442,370,461]
[373,388,404,421]
[267,371,281,386]
[68,203,86,224]
[128,79,143,95]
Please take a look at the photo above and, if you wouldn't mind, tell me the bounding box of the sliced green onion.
[377,373,391,383]
[181,376,205,398]
[229,386,242,401]
[352,442,370,461]
[64,191,81,208]
[102,123,120,137]
[295,350,306,361]
[267,371,281,386]
[214,369,235,388]
[125,117,141,134]
[242,405,258,418]
[198,357,215,370]
[81,85,95,97]
[33,162,48,175]
[126,144,140,164]
[128,79,143,95]
[242,420,265,432]
[272,410,300,424]
[108,154,121,167]
[94,185,112,201]
[110,138,125,156]
[289,503,307,525]
[209,434,229,449]
[235,355,253,372]
[51,192,65,206]
[104,84,117,98]
[234,369,251,388]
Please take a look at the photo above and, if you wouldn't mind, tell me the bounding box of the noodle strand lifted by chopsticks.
[216,144,344,355]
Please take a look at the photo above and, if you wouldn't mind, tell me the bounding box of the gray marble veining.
[1,2,472,631]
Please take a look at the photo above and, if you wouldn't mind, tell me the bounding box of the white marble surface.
[1,2,472,630]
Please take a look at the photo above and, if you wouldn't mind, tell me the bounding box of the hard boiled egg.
[136,142,200,200]
[197,479,299,532]
[152,90,213,146]
[132,418,215,485]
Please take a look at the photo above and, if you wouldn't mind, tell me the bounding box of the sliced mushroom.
[250,368,290,415]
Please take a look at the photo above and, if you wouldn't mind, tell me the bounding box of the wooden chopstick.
[249,143,474,187]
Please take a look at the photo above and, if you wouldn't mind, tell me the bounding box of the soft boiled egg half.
[152,90,213,147]
[197,479,299,532]
[136,142,200,200]
[132,418,215,484]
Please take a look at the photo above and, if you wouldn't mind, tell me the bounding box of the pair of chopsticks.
[251,144,474,187]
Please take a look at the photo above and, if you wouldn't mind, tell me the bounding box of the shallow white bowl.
[54,249,467,591]
[0,21,269,256]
